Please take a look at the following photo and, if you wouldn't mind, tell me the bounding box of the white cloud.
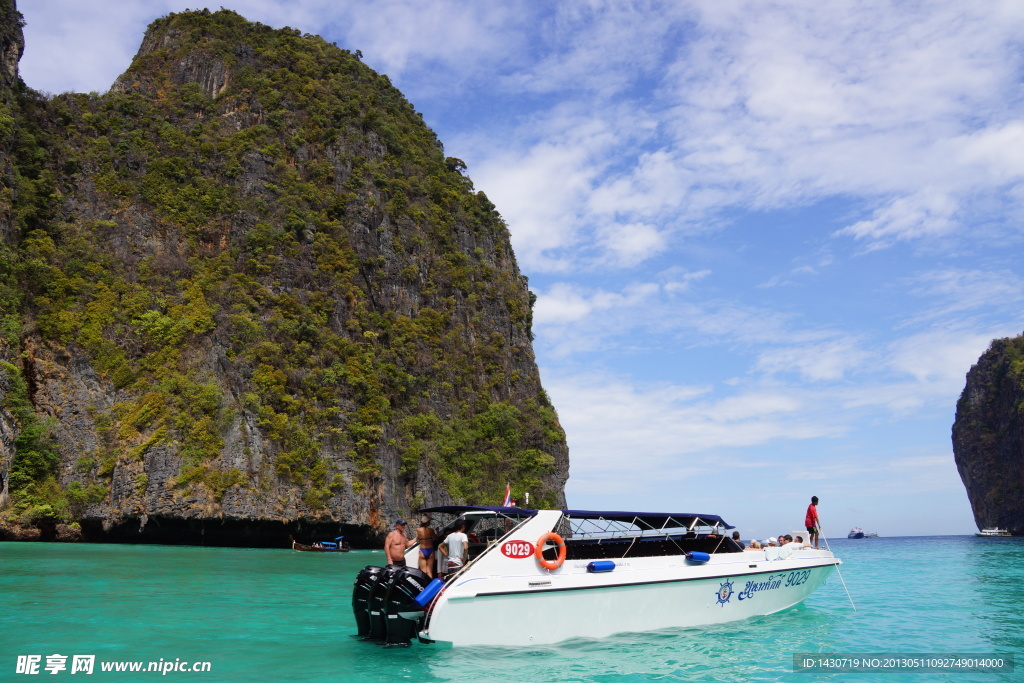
[471,113,620,272]
[533,281,660,330]
[548,371,831,466]
[338,0,525,81]
[595,222,667,268]
[758,253,835,289]
[502,0,1024,264]
[836,190,959,245]
[756,339,873,382]
[548,369,849,505]
[952,121,1024,183]
[662,268,711,294]
[886,329,1002,385]
[786,452,965,496]
[906,268,1024,324]
[533,276,863,363]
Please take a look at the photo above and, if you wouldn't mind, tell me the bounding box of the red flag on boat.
[501,484,511,507]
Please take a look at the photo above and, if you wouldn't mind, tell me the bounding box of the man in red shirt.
[805,496,820,549]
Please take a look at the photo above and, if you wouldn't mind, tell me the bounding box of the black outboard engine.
[382,567,434,647]
[352,565,383,638]
[366,564,402,641]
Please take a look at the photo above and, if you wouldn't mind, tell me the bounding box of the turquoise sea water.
[2,536,1021,681]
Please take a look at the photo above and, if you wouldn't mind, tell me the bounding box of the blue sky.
[18,1,1024,538]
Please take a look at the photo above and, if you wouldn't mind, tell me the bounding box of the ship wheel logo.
[716,580,734,606]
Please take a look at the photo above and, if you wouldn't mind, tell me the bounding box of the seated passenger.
[744,540,763,551]
[785,535,811,548]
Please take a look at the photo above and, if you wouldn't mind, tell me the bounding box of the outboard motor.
[383,567,433,647]
[366,565,402,641]
[352,565,383,638]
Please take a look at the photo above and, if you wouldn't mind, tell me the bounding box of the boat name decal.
[736,570,811,600]
[501,540,536,559]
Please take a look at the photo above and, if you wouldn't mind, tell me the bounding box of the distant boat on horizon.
[976,528,1012,537]
[848,527,864,539]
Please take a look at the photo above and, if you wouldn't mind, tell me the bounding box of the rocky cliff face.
[952,334,1024,535]
[0,0,24,509]
[0,3,569,545]
[0,0,24,89]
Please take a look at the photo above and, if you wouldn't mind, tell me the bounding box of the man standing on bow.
[805,496,821,549]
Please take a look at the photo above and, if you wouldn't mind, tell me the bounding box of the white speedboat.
[353,506,841,647]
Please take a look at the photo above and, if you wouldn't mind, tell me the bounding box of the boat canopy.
[418,505,538,517]
[563,510,734,531]
[417,506,732,530]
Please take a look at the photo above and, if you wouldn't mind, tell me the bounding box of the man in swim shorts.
[417,515,437,577]
[385,519,414,567]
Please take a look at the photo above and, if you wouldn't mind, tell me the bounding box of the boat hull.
[423,556,837,647]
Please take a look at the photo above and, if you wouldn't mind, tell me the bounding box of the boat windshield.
[418,506,536,542]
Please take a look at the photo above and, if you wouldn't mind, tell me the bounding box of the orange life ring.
[535,532,566,570]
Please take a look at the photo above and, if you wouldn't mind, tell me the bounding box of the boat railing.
[550,514,740,560]
[559,515,721,538]
[554,534,741,561]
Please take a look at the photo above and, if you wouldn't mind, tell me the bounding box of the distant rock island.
[952,333,1024,536]
[0,0,568,546]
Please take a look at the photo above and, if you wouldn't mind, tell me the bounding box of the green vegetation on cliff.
[0,6,567,534]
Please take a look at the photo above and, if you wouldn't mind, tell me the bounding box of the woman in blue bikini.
[417,516,438,578]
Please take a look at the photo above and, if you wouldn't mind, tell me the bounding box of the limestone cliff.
[0,3,569,545]
[0,0,25,510]
[952,334,1024,535]
[0,0,23,89]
